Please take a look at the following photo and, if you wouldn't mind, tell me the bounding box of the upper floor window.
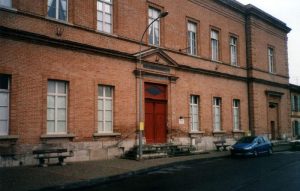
[148,7,161,46]
[97,0,112,33]
[187,21,197,55]
[230,36,238,66]
[291,95,300,112]
[47,0,68,21]
[0,75,10,136]
[268,47,275,73]
[47,80,68,134]
[213,97,222,131]
[98,85,113,133]
[233,99,240,131]
[190,95,199,131]
[211,30,219,61]
[0,0,11,8]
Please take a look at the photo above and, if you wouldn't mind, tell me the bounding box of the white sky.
[237,0,300,85]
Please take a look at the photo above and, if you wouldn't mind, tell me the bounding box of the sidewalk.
[0,151,229,191]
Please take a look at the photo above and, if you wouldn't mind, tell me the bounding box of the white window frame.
[98,85,113,133]
[47,80,68,134]
[187,21,197,55]
[213,97,221,131]
[230,36,238,66]
[148,7,161,46]
[268,47,275,73]
[190,95,199,132]
[211,30,219,61]
[97,0,113,33]
[47,0,68,21]
[233,99,240,131]
[0,75,10,136]
[0,0,12,8]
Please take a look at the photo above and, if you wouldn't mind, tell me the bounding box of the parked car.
[290,136,300,150]
[230,136,273,157]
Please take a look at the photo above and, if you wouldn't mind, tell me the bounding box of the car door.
[256,137,264,154]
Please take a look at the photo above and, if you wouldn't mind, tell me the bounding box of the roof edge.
[216,0,291,33]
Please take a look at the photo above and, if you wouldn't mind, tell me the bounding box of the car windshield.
[237,137,256,143]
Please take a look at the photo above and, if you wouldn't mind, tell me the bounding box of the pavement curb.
[31,153,230,191]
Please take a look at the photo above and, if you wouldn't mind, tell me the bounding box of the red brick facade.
[0,0,291,166]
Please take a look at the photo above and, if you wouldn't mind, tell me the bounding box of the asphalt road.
[79,151,300,191]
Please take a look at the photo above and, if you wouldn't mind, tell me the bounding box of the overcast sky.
[237,0,300,85]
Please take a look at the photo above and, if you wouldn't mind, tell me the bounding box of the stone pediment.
[134,48,178,67]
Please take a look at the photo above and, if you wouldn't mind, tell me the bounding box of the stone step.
[123,144,198,160]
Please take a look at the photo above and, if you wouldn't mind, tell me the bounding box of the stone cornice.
[216,0,291,33]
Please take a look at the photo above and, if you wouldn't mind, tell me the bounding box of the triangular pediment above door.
[134,48,178,67]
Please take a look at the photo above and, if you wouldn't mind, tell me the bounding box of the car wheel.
[268,148,273,155]
[253,150,258,157]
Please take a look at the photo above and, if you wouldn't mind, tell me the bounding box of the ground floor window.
[98,85,113,133]
[0,75,10,135]
[233,99,240,131]
[190,95,199,131]
[213,97,222,131]
[47,80,68,134]
[293,120,300,136]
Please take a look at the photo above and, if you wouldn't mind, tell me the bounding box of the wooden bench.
[32,147,73,167]
[213,140,230,151]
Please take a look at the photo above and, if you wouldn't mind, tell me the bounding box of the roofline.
[290,84,300,92]
[216,0,291,33]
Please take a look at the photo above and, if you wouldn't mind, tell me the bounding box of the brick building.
[0,0,291,166]
[290,84,300,137]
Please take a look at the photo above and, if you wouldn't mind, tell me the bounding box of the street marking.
[273,151,295,155]
[147,165,191,175]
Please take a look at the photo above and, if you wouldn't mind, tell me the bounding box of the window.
[211,30,219,61]
[47,80,68,134]
[98,85,113,133]
[47,0,68,21]
[0,75,9,136]
[148,7,161,46]
[0,0,11,7]
[294,120,300,136]
[187,21,197,55]
[233,99,240,131]
[230,36,238,66]
[97,0,113,33]
[213,97,221,131]
[190,95,199,131]
[291,95,300,112]
[268,47,275,73]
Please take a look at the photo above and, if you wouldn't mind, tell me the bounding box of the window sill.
[0,135,19,140]
[189,131,205,135]
[40,133,75,139]
[93,133,121,137]
[45,16,72,26]
[213,130,226,134]
[211,59,223,64]
[0,6,17,12]
[232,130,245,133]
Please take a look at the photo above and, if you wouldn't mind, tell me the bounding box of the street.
[78,151,300,191]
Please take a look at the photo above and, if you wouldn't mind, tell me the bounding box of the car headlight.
[244,146,252,150]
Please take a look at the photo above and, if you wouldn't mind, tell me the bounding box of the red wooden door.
[145,100,167,144]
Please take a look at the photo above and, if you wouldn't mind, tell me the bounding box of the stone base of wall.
[0,135,241,167]
[0,139,136,167]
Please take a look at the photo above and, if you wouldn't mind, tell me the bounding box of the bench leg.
[58,157,66,166]
[38,158,47,167]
